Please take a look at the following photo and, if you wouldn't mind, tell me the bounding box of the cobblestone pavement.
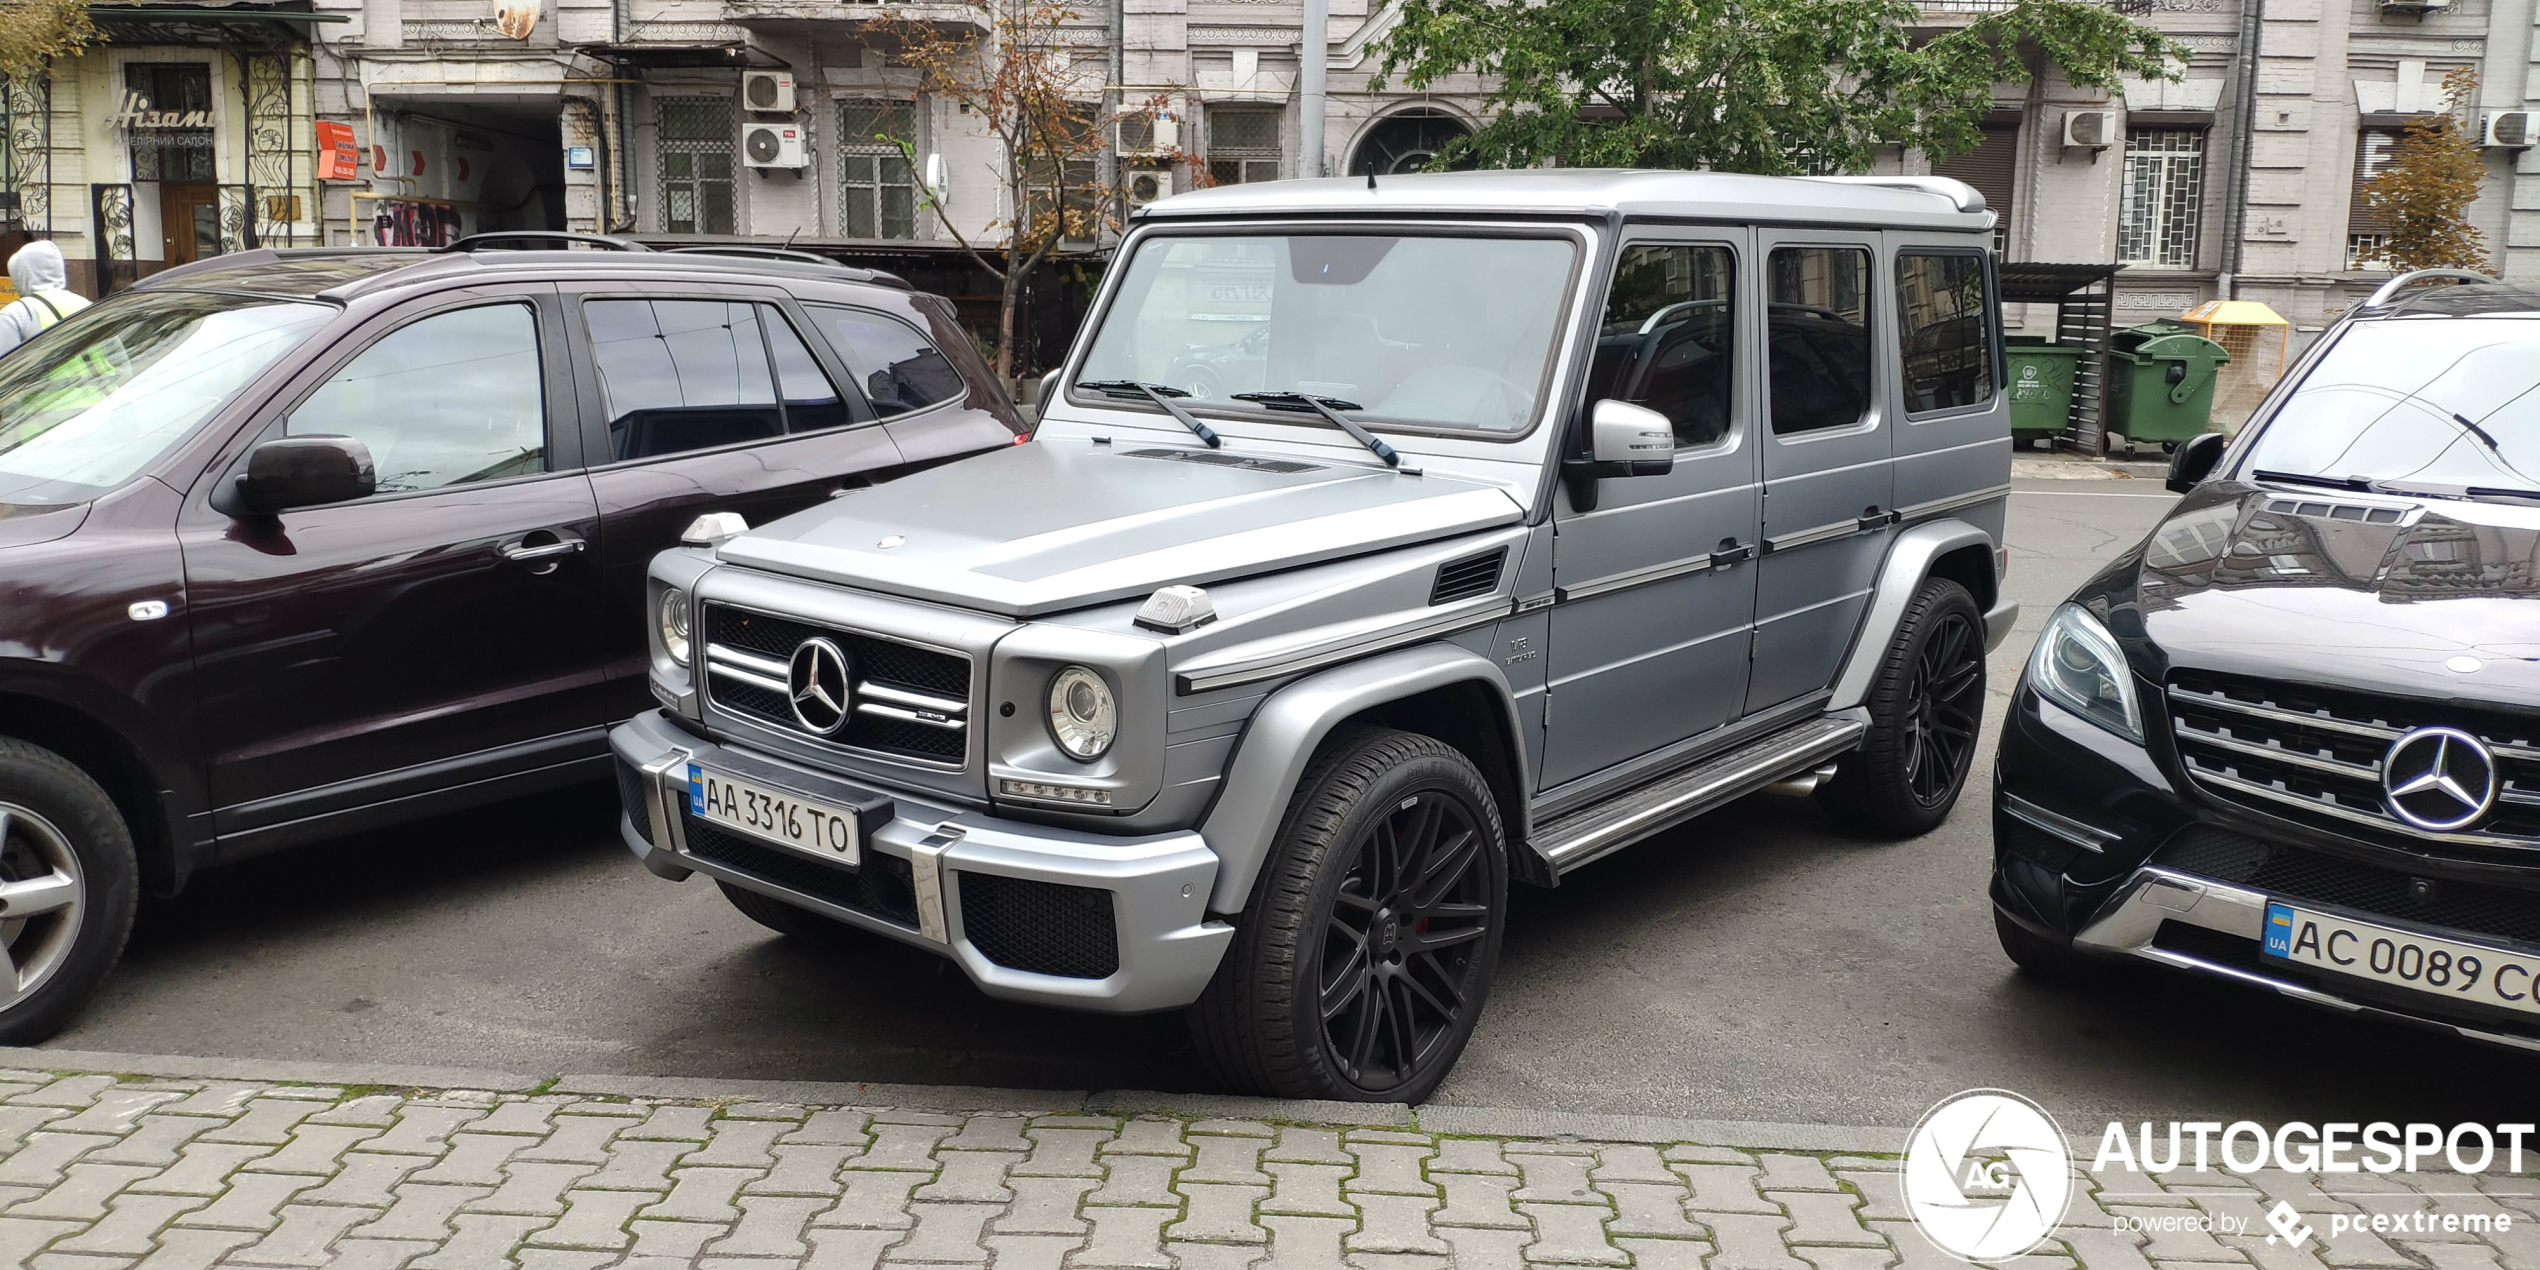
[0,1051,2531,1270]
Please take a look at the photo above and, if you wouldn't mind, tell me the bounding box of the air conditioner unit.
[2062,109,2116,149]
[2484,110,2534,149]
[743,123,808,170]
[1115,111,1179,158]
[742,71,796,114]
[1124,164,1170,211]
[2377,0,2450,11]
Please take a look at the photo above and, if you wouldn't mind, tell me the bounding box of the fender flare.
[1825,518,2011,713]
[1197,642,1525,915]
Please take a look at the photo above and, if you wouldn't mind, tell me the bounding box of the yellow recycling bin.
[2178,300,2290,432]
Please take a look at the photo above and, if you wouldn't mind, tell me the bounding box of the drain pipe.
[1300,0,1327,177]
[2219,0,2265,300]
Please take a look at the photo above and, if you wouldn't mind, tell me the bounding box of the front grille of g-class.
[2165,670,2540,853]
[701,604,972,765]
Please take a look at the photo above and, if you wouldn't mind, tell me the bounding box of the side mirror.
[2166,431,2227,494]
[1587,399,1674,476]
[230,435,376,515]
[1036,368,1062,422]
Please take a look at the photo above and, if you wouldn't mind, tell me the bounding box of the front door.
[158,184,220,265]
[1748,234,1891,714]
[1541,238,1760,789]
[182,285,611,827]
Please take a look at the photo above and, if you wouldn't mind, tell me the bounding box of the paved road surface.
[53,475,2532,1126]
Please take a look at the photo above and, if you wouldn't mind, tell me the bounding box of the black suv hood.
[2091,482,2540,711]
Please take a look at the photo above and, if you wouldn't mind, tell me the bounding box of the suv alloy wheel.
[0,739,138,1043]
[1189,728,1507,1102]
[1817,578,1987,836]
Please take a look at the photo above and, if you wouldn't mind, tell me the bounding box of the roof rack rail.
[2362,268,2495,309]
[437,231,650,253]
[662,244,840,266]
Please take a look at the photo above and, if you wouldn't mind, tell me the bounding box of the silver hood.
[716,437,1527,617]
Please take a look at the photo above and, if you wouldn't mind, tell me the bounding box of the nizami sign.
[110,90,211,131]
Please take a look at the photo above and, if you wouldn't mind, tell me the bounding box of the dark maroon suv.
[0,237,1025,1040]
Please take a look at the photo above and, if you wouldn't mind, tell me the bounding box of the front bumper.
[610,710,1233,1014]
[2060,866,2540,1054]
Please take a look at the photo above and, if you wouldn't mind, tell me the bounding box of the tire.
[1994,908,2109,985]
[1816,577,1986,837]
[0,738,138,1044]
[1187,728,1507,1104]
[718,880,874,948]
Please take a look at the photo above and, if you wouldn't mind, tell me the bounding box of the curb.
[7,1044,1907,1152]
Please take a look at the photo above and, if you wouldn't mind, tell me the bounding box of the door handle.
[1709,540,1754,569]
[499,534,586,571]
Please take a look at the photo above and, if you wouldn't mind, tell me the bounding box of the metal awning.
[575,42,788,69]
[87,4,348,45]
[1997,261,2124,304]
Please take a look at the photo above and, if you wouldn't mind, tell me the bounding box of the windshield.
[2245,319,2540,493]
[1075,233,1579,433]
[0,291,333,506]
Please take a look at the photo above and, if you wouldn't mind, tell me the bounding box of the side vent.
[1430,548,1508,606]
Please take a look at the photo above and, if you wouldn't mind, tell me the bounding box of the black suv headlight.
[2028,603,2143,742]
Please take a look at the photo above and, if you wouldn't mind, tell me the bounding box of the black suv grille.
[2165,670,2540,853]
[682,815,920,928]
[701,605,971,764]
[955,872,1119,979]
[2155,826,2540,949]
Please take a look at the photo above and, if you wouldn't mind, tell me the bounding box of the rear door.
[182,284,611,824]
[1748,233,1891,714]
[570,283,907,695]
[1540,236,1760,789]
[1888,242,2009,526]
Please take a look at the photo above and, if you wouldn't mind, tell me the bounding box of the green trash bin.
[2107,322,2231,445]
[2003,337,2086,440]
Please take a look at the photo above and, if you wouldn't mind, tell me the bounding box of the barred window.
[1207,106,1281,185]
[2347,127,2402,272]
[2118,129,2204,268]
[657,99,735,236]
[1025,106,1100,245]
[838,99,916,240]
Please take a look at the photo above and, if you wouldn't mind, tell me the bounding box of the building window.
[838,99,916,240]
[1931,123,2017,256]
[658,98,735,235]
[124,63,217,183]
[1207,106,1280,185]
[1026,107,1100,244]
[2118,128,2205,269]
[2347,127,2401,272]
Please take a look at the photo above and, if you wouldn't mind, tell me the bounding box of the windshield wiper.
[1075,380,1220,448]
[2466,486,2540,504]
[1232,390,1403,469]
[2252,469,2373,492]
[2451,413,2506,453]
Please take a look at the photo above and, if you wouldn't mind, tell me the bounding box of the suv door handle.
[1709,540,1754,569]
[499,534,586,566]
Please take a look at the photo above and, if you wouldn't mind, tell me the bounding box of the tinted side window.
[807,305,965,416]
[1895,252,1994,413]
[767,312,851,433]
[588,299,785,460]
[290,303,546,494]
[1586,244,1734,449]
[1766,247,1873,436]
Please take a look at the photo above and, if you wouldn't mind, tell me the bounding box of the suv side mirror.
[230,435,376,516]
[2167,431,2227,494]
[1588,399,1675,476]
[1036,369,1062,422]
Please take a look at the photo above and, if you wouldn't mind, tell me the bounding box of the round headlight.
[659,587,692,666]
[1047,665,1117,760]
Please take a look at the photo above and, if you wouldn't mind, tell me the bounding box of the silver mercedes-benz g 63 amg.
[609,170,2018,1101]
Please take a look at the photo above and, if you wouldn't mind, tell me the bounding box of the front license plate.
[688,764,861,867]
[2264,902,2540,1017]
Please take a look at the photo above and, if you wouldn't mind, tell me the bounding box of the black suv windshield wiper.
[2252,469,2373,492]
[1232,390,1403,469]
[1075,380,1220,448]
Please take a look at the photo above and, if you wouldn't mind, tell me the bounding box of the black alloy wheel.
[1902,606,1984,807]
[1316,789,1494,1093]
[1817,577,1987,836]
[1188,728,1508,1103]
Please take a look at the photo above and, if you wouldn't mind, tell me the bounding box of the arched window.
[1346,110,1474,177]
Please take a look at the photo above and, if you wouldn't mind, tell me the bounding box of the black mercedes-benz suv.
[1992,270,2540,1053]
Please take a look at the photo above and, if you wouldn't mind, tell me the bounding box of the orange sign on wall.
[315,120,360,180]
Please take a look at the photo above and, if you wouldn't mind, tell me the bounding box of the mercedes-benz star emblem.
[2382,726,2498,833]
[787,638,852,736]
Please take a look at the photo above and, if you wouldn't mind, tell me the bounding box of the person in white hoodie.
[0,240,89,357]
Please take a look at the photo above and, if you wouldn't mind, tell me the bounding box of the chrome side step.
[1531,716,1867,876]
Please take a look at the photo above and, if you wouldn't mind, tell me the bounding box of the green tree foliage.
[1377,0,2180,174]
[0,0,95,81]
[2361,67,2490,273]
